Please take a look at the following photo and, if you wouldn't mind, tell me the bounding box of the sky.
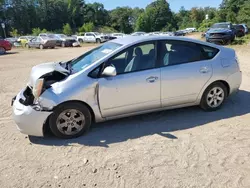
[87,0,221,12]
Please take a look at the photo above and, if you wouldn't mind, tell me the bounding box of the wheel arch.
[200,80,230,100]
[43,100,96,136]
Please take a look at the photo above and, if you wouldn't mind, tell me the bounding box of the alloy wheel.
[56,109,85,136]
[206,87,225,108]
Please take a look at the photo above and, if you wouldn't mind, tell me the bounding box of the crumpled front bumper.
[12,90,52,137]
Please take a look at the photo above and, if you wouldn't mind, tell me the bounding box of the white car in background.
[77,32,107,43]
[131,32,146,36]
[111,33,126,38]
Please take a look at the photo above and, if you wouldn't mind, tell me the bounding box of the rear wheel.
[78,39,83,43]
[25,43,30,48]
[200,82,227,111]
[49,102,92,139]
[0,47,6,55]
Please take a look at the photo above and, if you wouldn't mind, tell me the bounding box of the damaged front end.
[18,62,70,108]
[12,62,70,136]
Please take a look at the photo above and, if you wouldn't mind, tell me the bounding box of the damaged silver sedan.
[12,36,242,138]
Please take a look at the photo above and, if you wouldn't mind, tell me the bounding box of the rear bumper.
[12,90,52,137]
[227,71,242,95]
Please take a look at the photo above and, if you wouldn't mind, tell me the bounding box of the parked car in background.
[0,38,12,54]
[206,22,236,44]
[17,36,34,46]
[77,32,107,43]
[54,34,80,47]
[26,36,56,49]
[174,30,186,36]
[240,24,249,34]
[12,36,242,139]
[5,37,18,46]
[185,28,197,33]
[111,33,126,38]
[233,24,245,37]
[131,32,146,36]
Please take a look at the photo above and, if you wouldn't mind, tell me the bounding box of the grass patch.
[231,34,250,45]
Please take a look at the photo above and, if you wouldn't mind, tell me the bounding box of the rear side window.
[159,40,219,67]
[201,45,219,60]
[159,40,205,66]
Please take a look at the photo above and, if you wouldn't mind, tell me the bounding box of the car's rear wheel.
[78,39,83,43]
[200,82,227,111]
[49,102,92,139]
[25,43,30,48]
[39,44,44,49]
[0,47,6,55]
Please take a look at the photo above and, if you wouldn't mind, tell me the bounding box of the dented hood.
[28,62,70,87]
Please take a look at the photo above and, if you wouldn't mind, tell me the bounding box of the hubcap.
[206,87,225,108]
[56,109,85,135]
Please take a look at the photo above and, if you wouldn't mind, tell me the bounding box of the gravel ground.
[1,42,250,188]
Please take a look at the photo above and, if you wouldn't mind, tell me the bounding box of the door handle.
[200,67,209,73]
[146,76,158,83]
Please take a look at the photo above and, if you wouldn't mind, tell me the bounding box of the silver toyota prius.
[12,36,242,139]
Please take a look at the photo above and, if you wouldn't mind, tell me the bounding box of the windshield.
[70,42,122,73]
[211,24,230,29]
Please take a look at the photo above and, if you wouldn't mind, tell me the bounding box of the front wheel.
[96,38,101,43]
[200,82,227,111]
[39,44,44,49]
[49,102,92,139]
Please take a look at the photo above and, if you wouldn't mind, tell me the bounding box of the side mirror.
[102,66,117,77]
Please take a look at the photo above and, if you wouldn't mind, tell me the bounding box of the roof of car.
[111,35,217,47]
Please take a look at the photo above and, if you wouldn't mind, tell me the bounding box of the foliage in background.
[63,23,73,35]
[9,28,19,37]
[78,22,94,32]
[32,28,47,36]
[1,0,250,37]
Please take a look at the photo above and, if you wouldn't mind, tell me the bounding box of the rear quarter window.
[201,45,219,60]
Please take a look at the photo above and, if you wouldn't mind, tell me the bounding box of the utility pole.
[1,23,6,38]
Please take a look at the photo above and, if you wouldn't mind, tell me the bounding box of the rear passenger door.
[159,40,218,107]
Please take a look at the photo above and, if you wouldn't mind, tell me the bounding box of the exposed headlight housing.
[33,78,44,99]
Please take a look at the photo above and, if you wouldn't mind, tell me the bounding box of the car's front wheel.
[39,44,44,49]
[49,102,92,139]
[200,82,227,111]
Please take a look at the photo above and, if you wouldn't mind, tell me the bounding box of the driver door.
[98,41,161,118]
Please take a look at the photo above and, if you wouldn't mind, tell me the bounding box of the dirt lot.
[1,41,250,188]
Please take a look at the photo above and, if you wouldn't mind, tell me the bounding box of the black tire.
[39,44,44,49]
[200,82,228,111]
[49,102,92,139]
[78,39,83,43]
[96,38,101,43]
[0,47,6,55]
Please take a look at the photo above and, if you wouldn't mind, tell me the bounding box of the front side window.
[106,42,156,75]
[70,42,122,73]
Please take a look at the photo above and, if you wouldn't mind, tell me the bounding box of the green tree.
[78,22,94,32]
[63,23,73,35]
[110,7,133,33]
[136,0,176,32]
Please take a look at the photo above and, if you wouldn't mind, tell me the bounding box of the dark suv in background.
[206,22,236,45]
